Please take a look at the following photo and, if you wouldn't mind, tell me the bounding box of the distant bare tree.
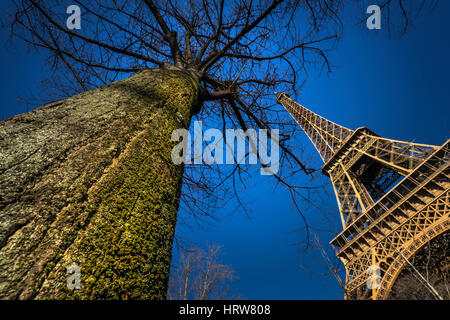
[168,244,237,300]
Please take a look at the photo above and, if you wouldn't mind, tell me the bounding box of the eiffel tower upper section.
[277,92,450,300]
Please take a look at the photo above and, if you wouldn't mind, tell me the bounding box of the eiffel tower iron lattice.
[276,92,450,300]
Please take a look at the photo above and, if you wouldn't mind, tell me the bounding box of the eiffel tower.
[276,92,450,300]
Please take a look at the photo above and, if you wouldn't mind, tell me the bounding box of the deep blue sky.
[1,2,449,300]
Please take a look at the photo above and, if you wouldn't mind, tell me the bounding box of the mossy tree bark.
[0,68,200,299]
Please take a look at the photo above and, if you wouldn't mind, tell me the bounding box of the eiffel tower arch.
[276,92,449,300]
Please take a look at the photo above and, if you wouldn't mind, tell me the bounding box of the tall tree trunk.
[0,68,200,299]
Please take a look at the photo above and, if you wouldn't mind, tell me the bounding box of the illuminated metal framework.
[276,92,449,300]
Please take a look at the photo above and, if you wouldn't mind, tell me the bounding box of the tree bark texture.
[0,68,200,299]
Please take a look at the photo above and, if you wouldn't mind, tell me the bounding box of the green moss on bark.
[0,68,200,299]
